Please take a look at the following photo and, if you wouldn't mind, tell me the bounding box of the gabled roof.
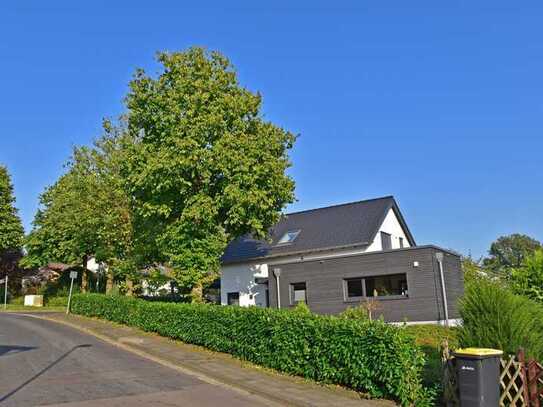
[221,196,415,264]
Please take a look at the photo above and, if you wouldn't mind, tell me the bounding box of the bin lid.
[454,348,503,358]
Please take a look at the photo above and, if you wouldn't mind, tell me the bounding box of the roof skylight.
[277,230,301,245]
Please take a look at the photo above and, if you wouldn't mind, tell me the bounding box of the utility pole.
[2,275,8,310]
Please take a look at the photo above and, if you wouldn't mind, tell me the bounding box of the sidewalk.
[33,313,395,407]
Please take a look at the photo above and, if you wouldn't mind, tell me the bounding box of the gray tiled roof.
[221,196,415,264]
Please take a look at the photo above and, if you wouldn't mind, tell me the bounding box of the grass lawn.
[404,324,459,387]
[0,304,66,312]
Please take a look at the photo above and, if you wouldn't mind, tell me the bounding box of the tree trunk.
[81,255,89,293]
[191,282,204,303]
[105,271,114,294]
[126,279,134,296]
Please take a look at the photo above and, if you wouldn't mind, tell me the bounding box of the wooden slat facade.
[268,246,463,322]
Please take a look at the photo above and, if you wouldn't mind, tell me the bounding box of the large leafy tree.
[23,124,136,292]
[0,165,25,295]
[124,47,296,301]
[483,234,541,278]
[0,165,24,254]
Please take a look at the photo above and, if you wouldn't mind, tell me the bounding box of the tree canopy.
[123,48,296,300]
[0,165,24,254]
[483,233,542,278]
[22,124,136,291]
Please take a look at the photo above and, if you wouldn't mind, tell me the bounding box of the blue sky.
[1,1,542,258]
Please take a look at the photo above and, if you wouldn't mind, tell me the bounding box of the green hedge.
[460,279,543,360]
[71,294,433,406]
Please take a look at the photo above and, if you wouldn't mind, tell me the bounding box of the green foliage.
[510,249,543,302]
[123,47,296,299]
[459,278,543,360]
[483,234,541,279]
[72,293,433,406]
[0,165,24,253]
[22,124,136,279]
[461,255,486,285]
[45,296,68,306]
[339,303,370,321]
[404,324,459,388]
[292,300,311,315]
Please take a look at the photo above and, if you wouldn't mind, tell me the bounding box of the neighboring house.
[220,196,463,324]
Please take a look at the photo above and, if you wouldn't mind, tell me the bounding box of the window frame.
[343,277,366,301]
[289,281,307,305]
[381,231,392,250]
[399,237,404,248]
[227,292,240,306]
[343,273,409,302]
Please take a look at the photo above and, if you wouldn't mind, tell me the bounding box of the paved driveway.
[0,313,273,406]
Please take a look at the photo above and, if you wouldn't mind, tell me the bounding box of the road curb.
[25,313,303,407]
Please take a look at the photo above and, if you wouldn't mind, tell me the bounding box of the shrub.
[339,303,370,321]
[45,296,68,306]
[459,279,543,360]
[72,294,433,406]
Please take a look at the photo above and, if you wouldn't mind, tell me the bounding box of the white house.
[220,196,414,307]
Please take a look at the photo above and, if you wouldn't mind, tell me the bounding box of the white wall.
[366,208,411,252]
[220,263,269,307]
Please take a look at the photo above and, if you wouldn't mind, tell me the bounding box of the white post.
[273,268,281,309]
[3,275,7,310]
[66,272,76,314]
[436,252,449,327]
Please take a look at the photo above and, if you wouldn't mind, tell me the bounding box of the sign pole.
[3,275,7,310]
[66,271,77,314]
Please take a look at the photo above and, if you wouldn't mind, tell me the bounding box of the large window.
[227,292,240,306]
[344,274,408,300]
[365,274,408,297]
[381,232,392,250]
[290,282,307,304]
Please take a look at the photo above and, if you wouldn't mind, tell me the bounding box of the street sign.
[66,271,78,314]
[0,278,4,284]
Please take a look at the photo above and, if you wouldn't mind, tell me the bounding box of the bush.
[459,279,543,360]
[72,294,433,406]
[45,296,68,306]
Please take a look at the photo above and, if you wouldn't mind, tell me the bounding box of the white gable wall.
[221,263,269,306]
[365,208,411,252]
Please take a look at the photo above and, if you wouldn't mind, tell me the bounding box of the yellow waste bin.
[453,348,503,407]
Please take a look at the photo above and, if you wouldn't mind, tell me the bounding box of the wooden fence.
[442,344,543,406]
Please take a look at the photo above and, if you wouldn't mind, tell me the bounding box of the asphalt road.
[0,313,273,407]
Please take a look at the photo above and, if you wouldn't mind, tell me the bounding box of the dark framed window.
[344,274,408,300]
[381,232,392,250]
[290,282,307,304]
[365,274,408,297]
[345,278,364,298]
[227,292,240,306]
[399,237,404,248]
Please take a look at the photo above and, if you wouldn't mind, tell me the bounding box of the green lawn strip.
[404,324,459,387]
[0,304,66,312]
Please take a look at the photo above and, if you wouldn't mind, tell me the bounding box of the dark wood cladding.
[267,246,464,323]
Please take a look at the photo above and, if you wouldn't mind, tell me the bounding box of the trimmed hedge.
[72,294,433,405]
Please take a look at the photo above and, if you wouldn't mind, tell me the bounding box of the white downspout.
[273,268,281,309]
[436,252,449,327]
